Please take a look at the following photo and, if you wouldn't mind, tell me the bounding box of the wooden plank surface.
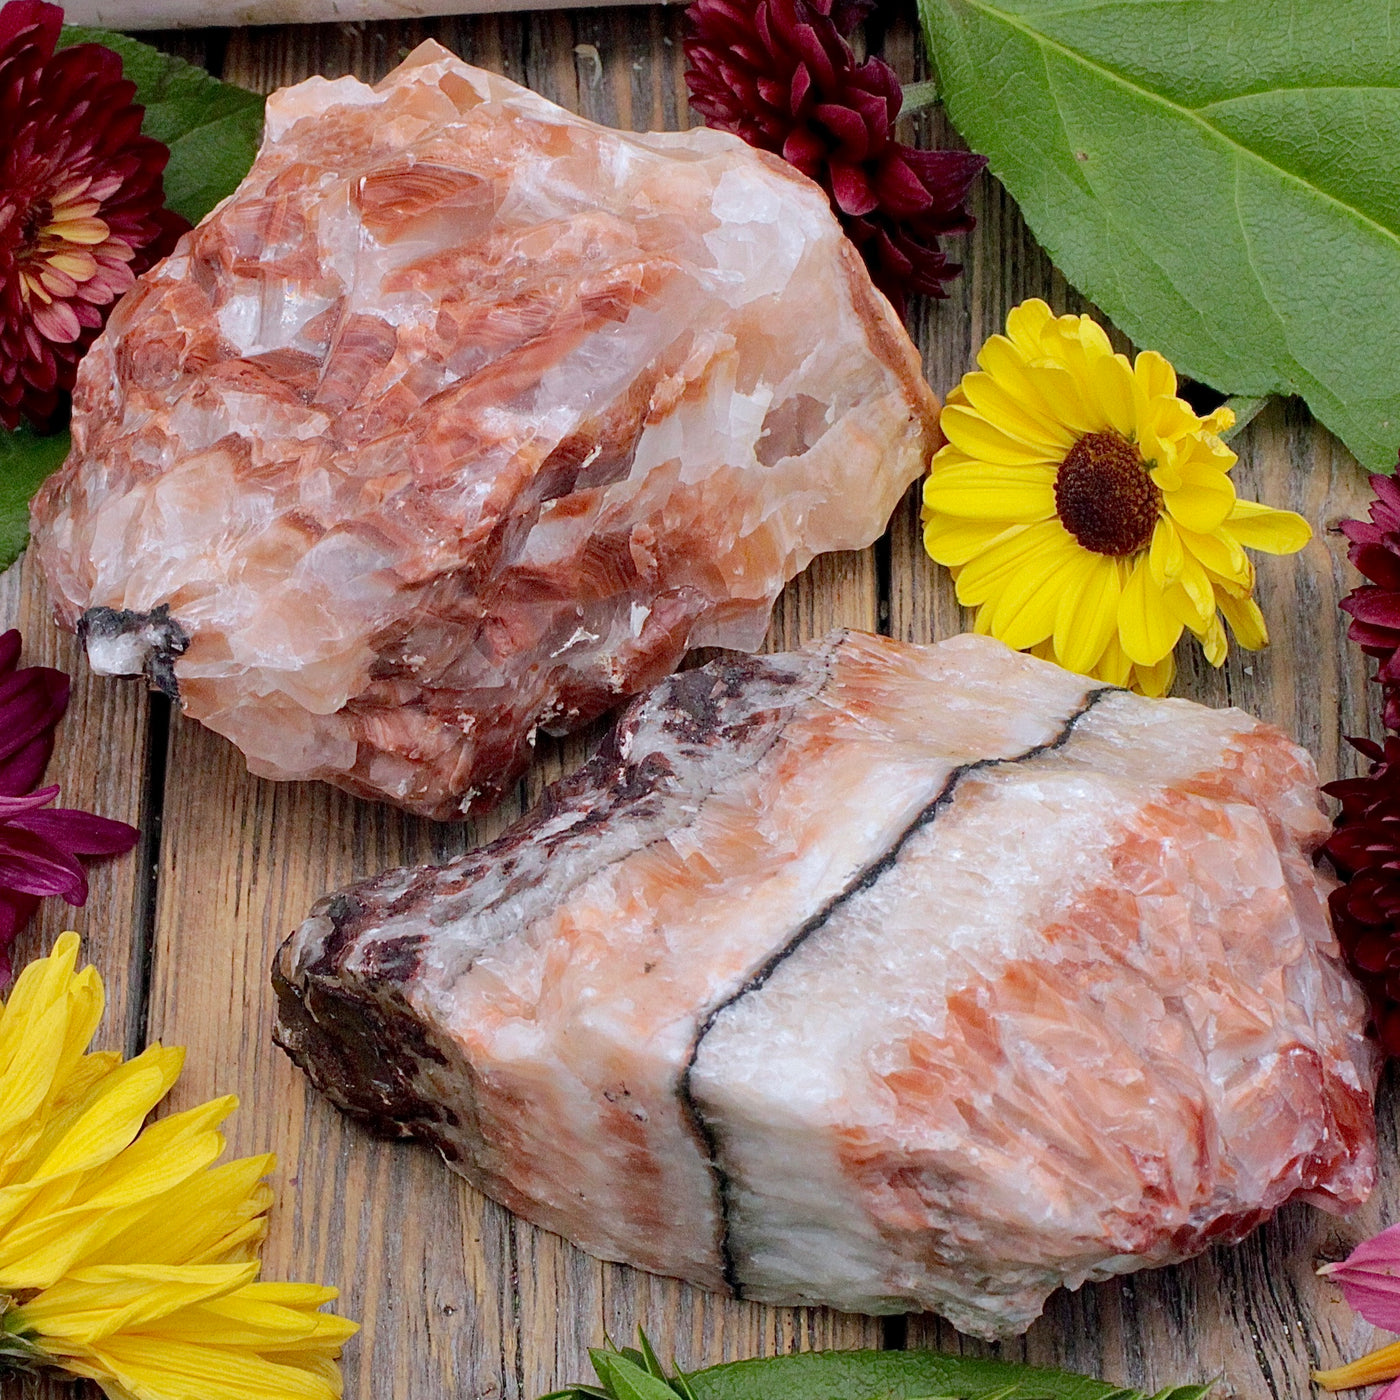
[2,5,1395,1399]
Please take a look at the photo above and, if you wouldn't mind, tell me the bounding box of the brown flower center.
[18,198,50,247]
[1054,431,1161,556]
[8,180,113,306]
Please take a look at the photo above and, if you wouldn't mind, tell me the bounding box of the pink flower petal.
[1322,1223,1400,1332]
[0,824,87,902]
[16,807,140,856]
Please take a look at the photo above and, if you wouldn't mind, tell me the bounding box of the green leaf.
[59,26,264,224]
[0,428,69,570]
[590,1351,691,1400]
[683,1350,1202,1400]
[919,0,1400,471]
[560,1338,1210,1400]
[637,1331,671,1382]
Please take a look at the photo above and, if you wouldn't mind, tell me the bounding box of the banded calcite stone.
[31,40,937,817]
[274,631,1376,1334]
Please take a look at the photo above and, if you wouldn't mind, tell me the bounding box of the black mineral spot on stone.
[78,603,190,700]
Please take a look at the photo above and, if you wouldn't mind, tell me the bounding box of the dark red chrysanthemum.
[0,628,138,984]
[1340,466,1400,730]
[0,0,189,430]
[1324,734,1400,1055]
[683,0,986,314]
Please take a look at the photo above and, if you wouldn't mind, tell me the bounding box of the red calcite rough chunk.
[31,41,938,817]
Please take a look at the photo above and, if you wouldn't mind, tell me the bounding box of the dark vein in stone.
[675,682,1120,1295]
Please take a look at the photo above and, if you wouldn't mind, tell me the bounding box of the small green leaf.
[59,26,264,224]
[590,1351,690,1400]
[669,1368,700,1400]
[0,428,69,570]
[919,0,1400,471]
[637,1331,670,1382]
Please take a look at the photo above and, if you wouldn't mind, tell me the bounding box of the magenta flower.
[683,0,985,315]
[0,0,189,429]
[0,628,138,983]
[1339,468,1400,730]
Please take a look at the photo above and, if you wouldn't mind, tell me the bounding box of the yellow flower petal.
[1217,588,1269,650]
[26,1045,185,1183]
[1004,297,1055,352]
[56,1336,346,1400]
[1201,404,1235,437]
[976,335,1061,423]
[13,1261,259,1343]
[1021,362,1101,436]
[1090,633,1135,689]
[0,936,356,1400]
[941,404,1063,468]
[1190,610,1229,668]
[988,539,1086,650]
[1177,524,1249,588]
[1133,349,1177,402]
[922,515,1026,569]
[1129,651,1177,697]
[957,370,1078,457]
[1315,1338,1400,1391]
[953,520,1066,609]
[1118,554,1184,666]
[1225,498,1312,553]
[87,1153,276,1269]
[1161,460,1236,534]
[923,462,1056,523]
[1147,517,1185,589]
[1052,555,1123,677]
[1090,352,1137,439]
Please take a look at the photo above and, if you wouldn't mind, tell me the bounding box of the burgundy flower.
[0,0,189,431]
[683,0,986,314]
[1340,466,1400,730]
[0,628,138,984]
[1323,733,1400,1055]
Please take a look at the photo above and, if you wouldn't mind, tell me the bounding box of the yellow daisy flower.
[921,298,1312,695]
[0,933,357,1400]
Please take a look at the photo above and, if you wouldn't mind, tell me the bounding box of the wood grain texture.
[2,4,1393,1398]
[0,555,154,1400]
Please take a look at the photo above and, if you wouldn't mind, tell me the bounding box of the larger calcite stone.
[32,41,937,818]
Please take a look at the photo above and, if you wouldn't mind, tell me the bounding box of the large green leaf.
[543,1338,1212,1400]
[59,27,265,224]
[919,0,1400,471]
[0,429,69,571]
[684,1351,1208,1400]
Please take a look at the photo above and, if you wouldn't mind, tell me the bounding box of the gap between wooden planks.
[2,5,1396,1398]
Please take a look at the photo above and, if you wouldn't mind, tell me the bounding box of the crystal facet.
[31,41,936,817]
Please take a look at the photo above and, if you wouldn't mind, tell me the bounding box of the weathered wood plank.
[0,553,155,1052]
[145,706,528,1400]
[0,552,154,1400]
